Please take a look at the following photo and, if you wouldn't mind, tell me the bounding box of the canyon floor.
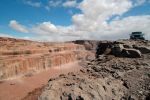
[0,37,150,100]
[0,62,81,100]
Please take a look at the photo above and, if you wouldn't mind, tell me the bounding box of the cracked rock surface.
[23,40,150,100]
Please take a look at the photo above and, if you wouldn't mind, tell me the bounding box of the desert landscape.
[0,0,150,100]
[0,37,95,100]
[0,37,150,100]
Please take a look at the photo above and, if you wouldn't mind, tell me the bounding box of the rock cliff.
[0,37,94,80]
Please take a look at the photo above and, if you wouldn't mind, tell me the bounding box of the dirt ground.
[35,40,150,100]
[37,54,150,100]
[1,39,150,100]
[0,62,81,100]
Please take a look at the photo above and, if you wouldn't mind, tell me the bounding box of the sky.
[0,0,150,41]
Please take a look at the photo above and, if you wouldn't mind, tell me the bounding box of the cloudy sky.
[0,0,150,41]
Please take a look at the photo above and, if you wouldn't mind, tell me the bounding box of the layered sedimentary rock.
[0,37,93,80]
[72,40,99,51]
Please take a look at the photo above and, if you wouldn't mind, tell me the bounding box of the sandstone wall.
[0,37,93,80]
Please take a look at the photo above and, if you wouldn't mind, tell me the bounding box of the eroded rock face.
[133,46,150,54]
[38,51,150,100]
[72,40,99,51]
[0,37,94,80]
[96,42,112,57]
[19,39,150,100]
[123,48,142,58]
[95,40,150,58]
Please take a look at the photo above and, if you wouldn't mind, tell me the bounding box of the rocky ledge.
[24,39,150,100]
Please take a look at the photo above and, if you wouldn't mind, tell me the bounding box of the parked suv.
[130,32,145,40]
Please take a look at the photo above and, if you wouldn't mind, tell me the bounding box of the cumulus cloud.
[99,15,150,40]
[48,0,62,7]
[133,0,146,6]
[70,0,133,37]
[70,0,150,40]
[24,0,41,7]
[0,33,14,38]
[76,0,132,22]
[63,0,78,7]
[10,0,150,41]
[31,22,58,35]
[44,0,62,10]
[9,20,29,33]
[45,0,79,10]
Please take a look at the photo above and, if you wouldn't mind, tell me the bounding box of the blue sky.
[0,0,150,41]
[0,0,81,38]
[0,0,80,25]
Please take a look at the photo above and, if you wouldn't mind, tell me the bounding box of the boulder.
[133,46,150,54]
[123,48,142,58]
[96,42,143,58]
[112,44,124,56]
[96,42,112,58]
[103,48,112,55]
[123,44,132,48]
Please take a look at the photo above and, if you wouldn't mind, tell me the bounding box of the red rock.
[0,37,93,80]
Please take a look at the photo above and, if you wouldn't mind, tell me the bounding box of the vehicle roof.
[132,32,142,34]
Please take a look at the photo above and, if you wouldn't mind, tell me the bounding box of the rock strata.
[0,37,94,80]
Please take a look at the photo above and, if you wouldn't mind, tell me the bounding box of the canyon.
[0,37,95,80]
[0,37,150,100]
[0,37,96,100]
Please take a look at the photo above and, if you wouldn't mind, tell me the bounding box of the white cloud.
[9,20,29,33]
[44,0,62,11]
[71,0,133,34]
[45,0,79,10]
[31,22,58,35]
[100,15,150,40]
[45,6,50,11]
[0,33,14,38]
[133,0,146,6]
[9,0,150,41]
[70,0,150,40]
[24,0,41,7]
[63,0,78,7]
[47,0,62,7]
[78,0,132,20]
[23,36,30,40]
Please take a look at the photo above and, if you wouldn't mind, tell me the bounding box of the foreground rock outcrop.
[96,40,150,58]
[28,40,150,100]
[37,53,150,100]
